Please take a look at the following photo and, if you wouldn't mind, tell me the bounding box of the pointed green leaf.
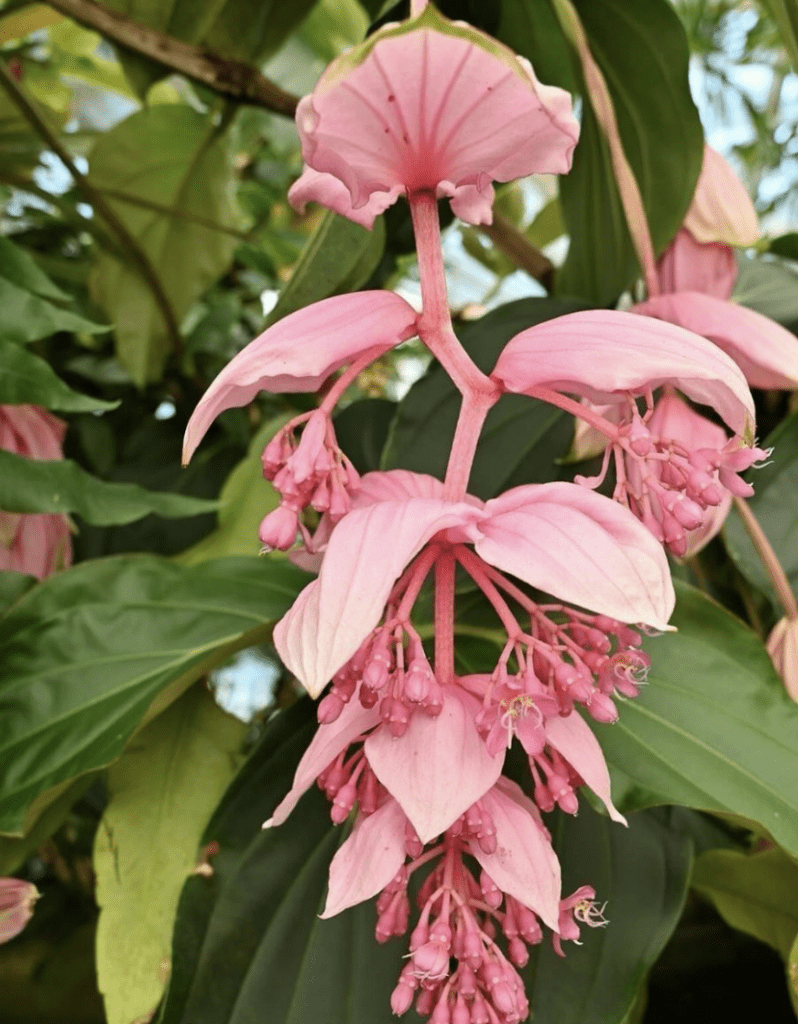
[95,684,246,1024]
[0,338,117,412]
[0,235,71,301]
[0,555,308,834]
[0,449,217,524]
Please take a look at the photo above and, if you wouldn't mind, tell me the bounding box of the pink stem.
[434,549,456,685]
[733,496,798,620]
[524,384,621,440]
[320,344,390,414]
[410,0,428,13]
[455,546,524,638]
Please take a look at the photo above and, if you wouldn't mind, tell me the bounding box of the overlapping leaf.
[0,338,116,411]
[0,555,307,834]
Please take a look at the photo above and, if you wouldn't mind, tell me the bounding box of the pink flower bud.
[0,878,39,944]
[258,505,299,551]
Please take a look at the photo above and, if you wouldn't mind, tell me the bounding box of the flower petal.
[364,688,503,844]
[183,291,417,462]
[353,469,447,505]
[288,167,401,229]
[273,498,480,697]
[0,878,38,944]
[469,778,561,930]
[684,145,760,247]
[545,711,626,824]
[477,482,674,629]
[633,291,798,391]
[656,229,736,300]
[491,309,755,438]
[266,698,380,827]
[321,798,408,918]
[296,9,577,224]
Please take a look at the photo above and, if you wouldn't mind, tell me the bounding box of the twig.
[43,0,299,118]
[0,57,182,356]
[479,212,554,289]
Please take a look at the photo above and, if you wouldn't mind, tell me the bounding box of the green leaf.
[88,105,241,384]
[266,210,386,327]
[0,235,71,301]
[692,847,798,960]
[95,683,246,1024]
[203,0,319,63]
[723,411,798,602]
[525,806,692,1024]
[594,582,798,858]
[733,252,798,329]
[334,398,397,475]
[176,416,286,566]
[0,555,308,834]
[557,0,704,303]
[497,0,577,93]
[526,196,566,250]
[0,277,108,345]
[0,449,218,524]
[384,298,582,497]
[158,698,404,1024]
[0,569,35,615]
[789,929,798,1016]
[769,231,798,261]
[0,338,117,412]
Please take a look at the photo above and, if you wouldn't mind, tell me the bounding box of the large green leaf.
[692,846,798,960]
[266,210,386,327]
[0,449,217,524]
[158,698,404,1024]
[0,555,308,834]
[384,298,582,497]
[95,683,246,1024]
[595,582,798,858]
[497,0,576,92]
[525,806,693,1024]
[556,0,704,303]
[88,104,241,384]
[0,338,116,412]
[723,411,798,602]
[733,252,798,330]
[0,234,72,301]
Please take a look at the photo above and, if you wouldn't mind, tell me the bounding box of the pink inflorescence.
[579,394,769,557]
[258,409,360,551]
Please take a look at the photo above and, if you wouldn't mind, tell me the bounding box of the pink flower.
[0,878,39,944]
[288,6,578,227]
[0,405,72,579]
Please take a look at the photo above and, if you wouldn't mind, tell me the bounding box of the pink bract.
[633,291,798,391]
[683,145,760,248]
[182,291,417,463]
[290,6,578,227]
[767,617,798,704]
[656,228,737,301]
[0,878,39,944]
[0,405,72,580]
[491,308,755,438]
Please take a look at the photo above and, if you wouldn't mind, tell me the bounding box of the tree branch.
[0,57,182,356]
[478,212,554,290]
[44,0,300,118]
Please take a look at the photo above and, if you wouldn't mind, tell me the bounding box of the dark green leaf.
[733,252,798,329]
[723,411,798,602]
[557,0,703,303]
[769,232,798,261]
[158,698,403,1024]
[0,277,107,344]
[525,806,693,1024]
[497,0,576,93]
[266,211,386,327]
[0,569,35,616]
[0,338,117,412]
[0,235,71,301]
[335,398,397,475]
[0,449,218,524]
[0,555,308,834]
[595,582,798,858]
[384,298,583,497]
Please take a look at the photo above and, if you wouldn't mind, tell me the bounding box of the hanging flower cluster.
[183,7,771,1021]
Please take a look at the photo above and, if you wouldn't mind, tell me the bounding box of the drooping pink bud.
[0,878,39,944]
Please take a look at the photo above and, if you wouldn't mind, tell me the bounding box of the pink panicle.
[0,405,72,580]
[288,6,578,228]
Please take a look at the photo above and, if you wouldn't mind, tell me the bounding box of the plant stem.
[0,58,182,357]
[733,496,798,620]
[434,550,456,684]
